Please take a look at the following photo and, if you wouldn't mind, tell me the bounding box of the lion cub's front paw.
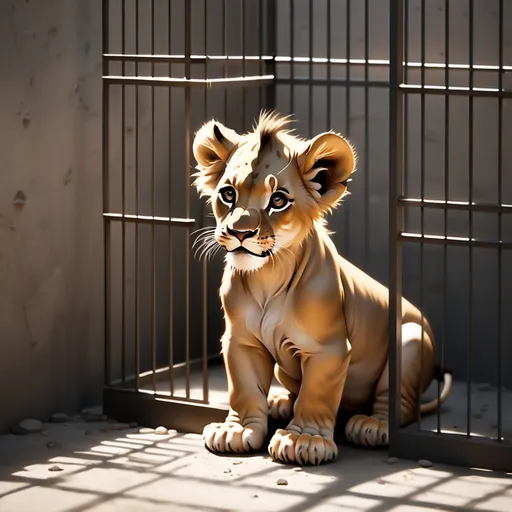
[268,391,295,420]
[268,428,338,465]
[345,414,389,447]
[202,421,266,453]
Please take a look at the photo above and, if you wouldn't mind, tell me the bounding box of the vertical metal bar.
[202,0,209,404]
[388,0,404,445]
[308,0,313,137]
[102,0,111,387]
[184,0,192,399]
[134,0,140,391]
[467,0,474,437]
[266,0,276,111]
[497,0,503,442]
[326,0,331,128]
[290,0,294,114]
[151,0,157,394]
[403,0,409,214]
[223,0,228,120]
[344,0,351,256]
[440,0,450,435]
[120,0,126,386]
[258,0,263,108]
[417,0,426,430]
[241,0,246,127]
[363,0,369,265]
[168,0,174,396]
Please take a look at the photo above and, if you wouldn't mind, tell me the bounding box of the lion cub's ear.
[192,120,241,197]
[298,132,356,213]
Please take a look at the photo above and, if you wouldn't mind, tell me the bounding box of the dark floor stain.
[13,190,27,207]
[63,168,72,186]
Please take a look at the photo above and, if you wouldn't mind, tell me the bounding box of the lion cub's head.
[192,111,356,272]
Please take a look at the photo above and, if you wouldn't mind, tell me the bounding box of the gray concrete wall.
[0,0,103,432]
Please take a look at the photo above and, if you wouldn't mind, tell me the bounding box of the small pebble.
[232,460,243,465]
[378,478,386,485]
[386,457,399,464]
[276,478,288,486]
[252,494,259,498]
[155,426,168,435]
[48,465,63,472]
[129,422,138,428]
[418,459,433,468]
[293,467,303,472]
[50,413,69,423]
[46,442,57,448]
[12,418,43,435]
[138,428,154,434]
[224,469,232,474]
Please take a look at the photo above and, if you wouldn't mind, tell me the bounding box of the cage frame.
[102,0,512,472]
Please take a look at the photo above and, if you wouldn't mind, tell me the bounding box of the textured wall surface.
[0,0,103,432]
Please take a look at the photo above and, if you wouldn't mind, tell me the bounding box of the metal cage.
[102,0,512,471]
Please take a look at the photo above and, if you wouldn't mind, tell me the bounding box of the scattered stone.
[232,460,243,465]
[276,478,288,486]
[293,467,303,472]
[12,418,43,435]
[129,422,138,428]
[252,494,259,498]
[479,383,492,392]
[386,457,399,464]
[223,469,232,474]
[138,428,154,434]
[46,441,57,448]
[50,413,69,423]
[48,465,63,472]
[378,478,386,485]
[155,426,168,435]
[418,459,433,468]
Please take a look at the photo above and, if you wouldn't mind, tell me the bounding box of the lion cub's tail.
[420,365,453,415]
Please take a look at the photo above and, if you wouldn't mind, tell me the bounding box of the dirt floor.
[1,414,512,512]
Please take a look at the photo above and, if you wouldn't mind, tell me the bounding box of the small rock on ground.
[232,460,243,465]
[155,426,168,435]
[138,428,154,434]
[46,441,57,448]
[223,469,232,474]
[48,465,63,472]
[386,457,400,464]
[418,459,433,468]
[276,478,288,486]
[12,419,43,435]
[50,413,70,423]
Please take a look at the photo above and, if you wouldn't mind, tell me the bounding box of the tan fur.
[192,111,452,465]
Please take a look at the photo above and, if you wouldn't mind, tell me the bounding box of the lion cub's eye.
[268,191,293,214]
[218,186,236,206]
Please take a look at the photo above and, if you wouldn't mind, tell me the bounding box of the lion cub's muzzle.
[227,227,258,242]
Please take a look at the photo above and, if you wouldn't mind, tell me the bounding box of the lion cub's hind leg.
[345,322,435,448]
[268,365,299,420]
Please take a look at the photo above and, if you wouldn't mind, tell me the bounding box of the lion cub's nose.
[227,227,257,242]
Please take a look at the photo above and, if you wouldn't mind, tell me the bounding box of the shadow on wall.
[0,0,104,432]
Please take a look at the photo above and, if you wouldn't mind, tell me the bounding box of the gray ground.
[1,415,512,512]
[145,365,512,441]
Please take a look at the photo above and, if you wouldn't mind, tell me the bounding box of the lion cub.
[192,111,451,465]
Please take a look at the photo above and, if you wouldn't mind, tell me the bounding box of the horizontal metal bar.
[400,232,512,250]
[105,53,274,64]
[103,75,274,87]
[103,387,227,434]
[103,213,195,226]
[400,198,512,214]
[391,428,512,472]
[276,78,390,88]
[104,53,512,72]
[400,84,512,98]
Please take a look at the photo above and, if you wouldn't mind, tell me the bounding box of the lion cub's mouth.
[228,247,271,258]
